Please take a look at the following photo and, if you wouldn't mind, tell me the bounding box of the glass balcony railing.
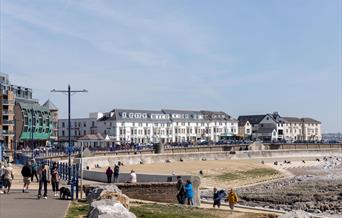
[2,120,14,125]
[2,129,15,135]
[2,99,15,105]
[2,109,14,115]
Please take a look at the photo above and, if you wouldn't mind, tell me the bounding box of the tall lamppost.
[31,108,35,159]
[51,85,87,183]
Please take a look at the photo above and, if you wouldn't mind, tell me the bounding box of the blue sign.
[66,145,74,153]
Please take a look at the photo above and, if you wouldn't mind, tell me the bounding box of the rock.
[86,184,122,203]
[100,192,130,209]
[88,199,136,218]
[279,210,311,218]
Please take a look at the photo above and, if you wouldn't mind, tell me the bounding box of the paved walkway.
[0,165,70,218]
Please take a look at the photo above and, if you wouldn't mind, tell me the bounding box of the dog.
[59,187,71,200]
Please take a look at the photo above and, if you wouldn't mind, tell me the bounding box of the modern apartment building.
[14,102,53,148]
[1,73,55,155]
[0,73,15,153]
[43,100,59,141]
[58,109,238,145]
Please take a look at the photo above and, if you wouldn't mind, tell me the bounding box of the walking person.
[51,162,60,197]
[113,164,120,183]
[176,176,185,204]
[38,164,49,199]
[0,162,5,194]
[31,159,38,182]
[3,163,14,194]
[106,167,113,183]
[184,180,194,206]
[21,161,32,193]
[228,189,238,211]
[213,188,222,208]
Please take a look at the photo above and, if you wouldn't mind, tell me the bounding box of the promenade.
[0,165,70,218]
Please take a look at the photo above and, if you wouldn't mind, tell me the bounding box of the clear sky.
[1,0,341,133]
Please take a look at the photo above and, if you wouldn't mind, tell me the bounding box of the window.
[266,117,269,120]
[62,122,65,128]
[92,121,95,127]
[84,122,86,127]
[122,112,127,118]
[84,130,86,135]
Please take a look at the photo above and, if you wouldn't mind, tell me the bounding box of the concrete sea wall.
[76,148,342,169]
[82,170,201,205]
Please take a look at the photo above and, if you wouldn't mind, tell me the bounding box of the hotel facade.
[58,109,239,145]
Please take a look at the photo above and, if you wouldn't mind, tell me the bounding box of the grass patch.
[130,203,276,218]
[213,168,279,181]
[65,200,90,218]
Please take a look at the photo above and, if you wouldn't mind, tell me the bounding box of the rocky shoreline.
[201,156,342,217]
[237,156,342,217]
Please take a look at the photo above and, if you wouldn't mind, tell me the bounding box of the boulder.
[86,184,122,202]
[101,192,130,209]
[89,199,136,218]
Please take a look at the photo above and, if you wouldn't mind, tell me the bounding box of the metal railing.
[2,129,15,135]
[2,109,14,115]
[2,120,14,125]
[2,99,15,105]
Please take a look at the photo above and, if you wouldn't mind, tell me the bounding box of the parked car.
[198,141,209,145]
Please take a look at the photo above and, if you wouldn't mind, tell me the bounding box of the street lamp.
[31,108,35,159]
[51,85,87,184]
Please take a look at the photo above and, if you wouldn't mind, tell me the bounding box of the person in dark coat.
[106,167,113,183]
[21,161,32,193]
[213,188,222,208]
[176,176,185,204]
[113,164,120,183]
[38,164,49,199]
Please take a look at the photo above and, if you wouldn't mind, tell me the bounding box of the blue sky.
[1,0,341,133]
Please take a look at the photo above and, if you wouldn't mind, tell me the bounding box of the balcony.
[2,109,14,115]
[2,120,14,125]
[2,99,15,105]
[2,129,15,135]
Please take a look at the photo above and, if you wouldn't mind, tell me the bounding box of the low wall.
[117,183,178,204]
[77,148,342,169]
[83,170,201,205]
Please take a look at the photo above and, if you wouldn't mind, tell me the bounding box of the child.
[213,188,221,208]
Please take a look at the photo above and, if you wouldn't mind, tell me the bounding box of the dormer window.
[142,113,147,119]
[122,112,127,118]
[129,113,134,118]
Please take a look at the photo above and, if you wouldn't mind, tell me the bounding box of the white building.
[58,113,102,142]
[58,109,238,145]
[238,112,322,142]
